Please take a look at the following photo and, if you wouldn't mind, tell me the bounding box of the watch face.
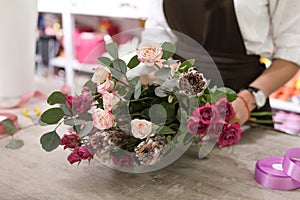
[255,90,266,108]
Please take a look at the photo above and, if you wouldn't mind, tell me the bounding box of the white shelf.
[270,98,300,113]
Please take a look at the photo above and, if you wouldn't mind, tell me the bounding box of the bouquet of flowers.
[39,39,242,170]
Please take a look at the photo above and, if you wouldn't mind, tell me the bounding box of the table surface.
[0,77,300,200]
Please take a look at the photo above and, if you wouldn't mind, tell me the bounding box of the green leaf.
[168,95,174,103]
[108,67,124,79]
[60,104,72,116]
[149,104,167,124]
[84,80,97,94]
[250,112,275,117]
[161,79,177,91]
[161,42,176,60]
[158,126,176,135]
[106,42,119,59]
[177,59,195,72]
[5,139,24,149]
[79,113,93,121]
[154,67,171,80]
[97,56,112,67]
[64,118,86,126]
[134,80,142,100]
[40,108,64,125]
[217,87,237,102]
[40,131,61,152]
[113,59,127,73]
[79,121,94,137]
[154,87,167,97]
[47,91,66,105]
[127,55,140,69]
[162,60,178,66]
[1,119,17,135]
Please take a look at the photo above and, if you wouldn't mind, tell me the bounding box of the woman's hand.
[231,90,256,125]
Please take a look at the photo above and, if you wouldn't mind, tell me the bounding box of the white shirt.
[144,0,300,66]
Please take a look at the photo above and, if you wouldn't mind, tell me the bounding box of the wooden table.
[0,78,299,200]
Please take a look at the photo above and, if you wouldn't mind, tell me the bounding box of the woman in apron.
[145,0,300,125]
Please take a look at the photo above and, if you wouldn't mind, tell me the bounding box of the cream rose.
[92,66,110,85]
[97,77,115,93]
[102,91,120,111]
[131,119,153,139]
[92,108,114,130]
[137,40,163,66]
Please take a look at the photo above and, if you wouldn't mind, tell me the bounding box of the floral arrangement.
[39,40,241,167]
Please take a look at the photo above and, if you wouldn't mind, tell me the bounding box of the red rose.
[67,148,81,164]
[215,98,235,121]
[192,105,219,125]
[187,117,209,135]
[66,95,73,108]
[60,134,81,149]
[112,153,134,167]
[216,122,242,147]
[77,146,93,161]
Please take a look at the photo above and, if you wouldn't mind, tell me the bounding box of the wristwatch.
[245,86,267,109]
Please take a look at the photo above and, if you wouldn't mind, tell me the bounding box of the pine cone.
[135,135,168,166]
[107,130,132,148]
[177,68,207,97]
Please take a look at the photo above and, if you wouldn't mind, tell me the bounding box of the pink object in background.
[74,30,106,64]
[273,110,300,135]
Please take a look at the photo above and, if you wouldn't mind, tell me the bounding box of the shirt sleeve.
[270,0,300,66]
[142,0,176,43]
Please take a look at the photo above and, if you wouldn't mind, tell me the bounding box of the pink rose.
[207,121,225,137]
[131,119,152,139]
[92,66,110,85]
[187,116,208,135]
[97,77,115,93]
[216,122,243,147]
[215,98,235,121]
[92,108,114,130]
[77,146,93,161]
[192,105,219,125]
[137,40,163,66]
[67,148,81,164]
[112,153,134,167]
[102,91,120,111]
[60,133,81,149]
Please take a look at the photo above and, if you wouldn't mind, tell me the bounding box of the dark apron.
[163,0,272,116]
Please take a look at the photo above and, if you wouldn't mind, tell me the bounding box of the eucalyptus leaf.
[79,121,94,137]
[177,59,195,72]
[5,139,24,149]
[108,67,124,79]
[127,55,140,69]
[79,113,93,121]
[84,80,97,94]
[158,126,176,135]
[134,80,142,100]
[40,131,61,152]
[47,91,66,105]
[154,67,171,80]
[162,60,178,66]
[1,119,17,135]
[106,42,119,59]
[161,42,176,60]
[64,118,86,126]
[40,108,64,125]
[60,104,72,116]
[149,104,167,124]
[113,59,127,73]
[97,56,112,67]
[154,87,167,97]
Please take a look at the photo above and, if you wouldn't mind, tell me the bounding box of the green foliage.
[40,131,61,152]
[97,56,112,67]
[47,91,66,105]
[2,119,17,135]
[79,121,94,137]
[106,42,119,59]
[127,55,140,69]
[154,67,171,80]
[40,108,64,125]
[161,42,176,60]
[5,139,24,149]
[84,80,97,94]
[177,59,195,73]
